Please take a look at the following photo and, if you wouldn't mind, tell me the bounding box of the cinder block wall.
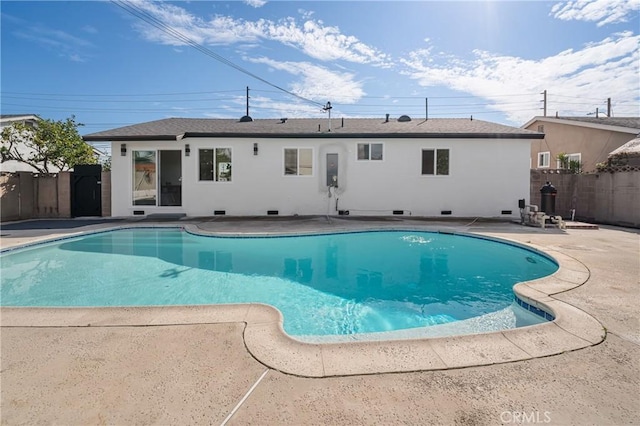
[57,172,71,217]
[34,175,59,217]
[0,173,23,221]
[530,170,639,227]
[101,171,111,217]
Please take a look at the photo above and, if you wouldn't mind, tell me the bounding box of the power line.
[1,89,244,97]
[111,0,325,108]
[1,95,242,103]
[1,103,241,113]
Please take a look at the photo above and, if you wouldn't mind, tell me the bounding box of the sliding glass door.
[132,150,181,206]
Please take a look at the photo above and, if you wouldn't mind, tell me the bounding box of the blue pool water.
[0,228,558,337]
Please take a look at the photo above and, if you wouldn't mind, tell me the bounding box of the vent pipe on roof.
[385,114,389,123]
[342,117,344,128]
[470,115,473,121]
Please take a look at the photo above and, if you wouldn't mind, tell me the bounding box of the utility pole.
[607,98,611,117]
[246,86,250,117]
[425,97,429,121]
[540,90,547,117]
[323,101,332,132]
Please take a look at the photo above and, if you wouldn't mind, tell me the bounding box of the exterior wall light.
[253,143,258,155]
[120,143,127,156]
[185,144,190,156]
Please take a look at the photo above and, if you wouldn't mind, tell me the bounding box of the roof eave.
[83,132,544,141]
[83,135,180,142]
[182,132,544,139]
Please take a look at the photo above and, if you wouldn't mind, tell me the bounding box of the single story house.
[83,116,544,218]
[1,113,104,173]
[0,114,41,173]
[522,116,640,172]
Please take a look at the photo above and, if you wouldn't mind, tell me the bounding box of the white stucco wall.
[110,137,531,218]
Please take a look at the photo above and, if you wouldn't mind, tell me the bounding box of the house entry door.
[159,150,182,206]
[326,153,339,187]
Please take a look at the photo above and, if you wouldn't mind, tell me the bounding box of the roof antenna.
[323,101,332,132]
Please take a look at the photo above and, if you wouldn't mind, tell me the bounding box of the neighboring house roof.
[83,117,544,141]
[521,116,640,134]
[609,136,640,157]
[0,114,39,124]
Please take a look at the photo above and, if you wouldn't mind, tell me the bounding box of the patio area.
[1,217,638,424]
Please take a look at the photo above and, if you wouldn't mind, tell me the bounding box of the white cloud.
[244,0,267,8]
[401,32,640,123]
[263,18,392,66]
[13,24,93,62]
[298,9,315,20]
[82,25,98,34]
[246,56,366,104]
[551,0,640,26]
[69,53,85,62]
[199,93,321,119]
[127,0,390,66]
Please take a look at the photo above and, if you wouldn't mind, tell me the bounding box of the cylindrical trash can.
[540,181,557,215]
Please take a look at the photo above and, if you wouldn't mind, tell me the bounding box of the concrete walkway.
[1,218,638,425]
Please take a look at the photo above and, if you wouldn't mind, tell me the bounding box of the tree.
[0,116,96,173]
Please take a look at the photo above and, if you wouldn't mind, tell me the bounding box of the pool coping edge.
[0,223,606,377]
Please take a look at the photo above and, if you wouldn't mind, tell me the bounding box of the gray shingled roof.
[558,116,640,129]
[83,117,544,141]
[0,114,39,120]
[536,116,640,130]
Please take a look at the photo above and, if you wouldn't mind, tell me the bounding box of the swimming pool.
[0,228,558,339]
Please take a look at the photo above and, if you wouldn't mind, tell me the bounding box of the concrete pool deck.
[1,217,638,424]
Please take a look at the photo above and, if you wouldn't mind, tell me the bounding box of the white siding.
[110,137,530,218]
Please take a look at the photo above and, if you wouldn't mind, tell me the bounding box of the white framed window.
[199,148,232,181]
[357,143,383,161]
[557,153,581,171]
[284,148,313,176]
[556,152,582,169]
[538,151,550,168]
[421,148,450,175]
[568,153,581,165]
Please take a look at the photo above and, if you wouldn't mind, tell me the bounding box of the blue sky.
[2,0,639,142]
